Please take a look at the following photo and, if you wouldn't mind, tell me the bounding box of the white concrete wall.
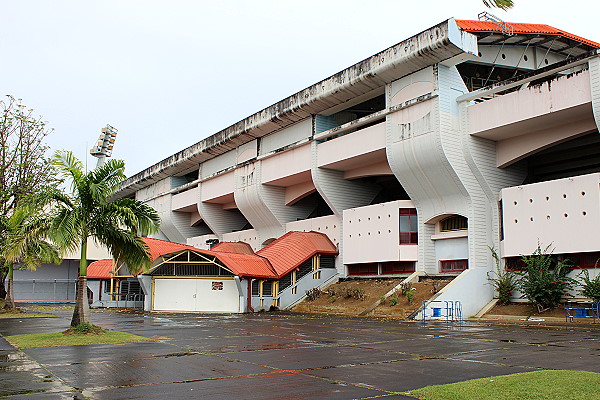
[221,229,260,251]
[152,277,241,312]
[286,215,341,248]
[259,118,312,155]
[434,237,469,267]
[501,173,600,257]
[343,201,417,264]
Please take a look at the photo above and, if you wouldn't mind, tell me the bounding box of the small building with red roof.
[90,232,338,312]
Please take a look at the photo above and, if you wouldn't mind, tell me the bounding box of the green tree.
[483,0,514,10]
[1,200,61,309]
[50,150,160,326]
[0,95,58,299]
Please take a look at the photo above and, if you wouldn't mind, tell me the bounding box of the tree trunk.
[0,271,7,300]
[3,264,15,309]
[71,239,90,327]
[71,275,91,326]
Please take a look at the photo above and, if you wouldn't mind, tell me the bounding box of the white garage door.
[153,278,240,312]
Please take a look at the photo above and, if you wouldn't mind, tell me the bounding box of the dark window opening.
[251,280,260,296]
[347,263,378,276]
[399,208,418,244]
[315,94,386,135]
[320,255,336,269]
[522,131,600,184]
[381,262,415,274]
[279,273,293,291]
[151,263,233,277]
[297,259,314,280]
[456,62,531,93]
[354,175,410,205]
[262,281,273,297]
[440,215,468,232]
[298,191,334,219]
[440,259,468,273]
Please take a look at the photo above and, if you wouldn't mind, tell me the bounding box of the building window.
[440,259,468,272]
[381,262,415,274]
[251,280,260,296]
[262,281,273,297]
[440,215,468,232]
[560,252,600,269]
[399,209,418,244]
[347,263,378,276]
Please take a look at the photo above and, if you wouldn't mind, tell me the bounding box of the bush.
[487,246,517,305]
[305,288,322,301]
[579,269,600,302]
[515,245,577,312]
[389,296,398,306]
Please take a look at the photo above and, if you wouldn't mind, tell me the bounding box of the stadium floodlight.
[90,124,118,167]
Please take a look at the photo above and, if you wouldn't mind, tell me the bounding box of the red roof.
[87,259,114,279]
[211,251,276,279]
[455,20,600,48]
[211,241,255,255]
[92,232,337,280]
[140,237,196,261]
[257,231,338,276]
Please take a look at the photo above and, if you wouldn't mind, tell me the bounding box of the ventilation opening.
[522,131,600,184]
[315,94,386,135]
[295,191,334,219]
[439,215,468,232]
[456,62,531,93]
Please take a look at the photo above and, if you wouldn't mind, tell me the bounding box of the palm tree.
[1,201,61,310]
[483,0,514,10]
[50,151,160,326]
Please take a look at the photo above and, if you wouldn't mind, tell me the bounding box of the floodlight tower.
[90,124,118,168]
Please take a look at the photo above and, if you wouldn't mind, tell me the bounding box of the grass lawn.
[0,312,55,319]
[6,330,155,349]
[409,370,600,400]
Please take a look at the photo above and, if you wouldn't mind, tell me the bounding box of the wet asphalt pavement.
[1,306,599,399]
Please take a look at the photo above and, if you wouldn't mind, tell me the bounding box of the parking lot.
[1,306,599,399]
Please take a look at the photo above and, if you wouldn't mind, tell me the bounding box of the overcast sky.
[2,0,598,176]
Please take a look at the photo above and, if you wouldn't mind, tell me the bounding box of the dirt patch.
[293,278,451,319]
[372,280,450,318]
[483,302,598,326]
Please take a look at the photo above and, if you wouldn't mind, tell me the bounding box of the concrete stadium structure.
[115,18,600,316]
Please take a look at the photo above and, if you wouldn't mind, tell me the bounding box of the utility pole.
[89,124,118,168]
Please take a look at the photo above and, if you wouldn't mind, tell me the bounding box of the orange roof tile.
[140,237,197,261]
[100,233,337,280]
[87,259,114,279]
[211,241,255,255]
[211,251,276,279]
[257,231,338,276]
[455,20,600,48]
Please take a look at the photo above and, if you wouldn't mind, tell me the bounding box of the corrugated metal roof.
[455,20,600,48]
[211,241,255,255]
[100,233,337,280]
[87,259,114,279]
[211,252,276,279]
[257,231,338,277]
[141,237,197,261]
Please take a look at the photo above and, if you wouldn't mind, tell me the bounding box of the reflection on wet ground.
[0,305,598,399]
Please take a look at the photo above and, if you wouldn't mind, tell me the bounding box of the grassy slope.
[409,370,600,400]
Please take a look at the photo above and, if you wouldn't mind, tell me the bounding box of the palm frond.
[50,151,84,191]
[483,0,514,10]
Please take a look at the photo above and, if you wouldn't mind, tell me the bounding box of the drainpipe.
[247,278,254,312]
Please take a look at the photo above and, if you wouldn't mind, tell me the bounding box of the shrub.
[487,246,517,305]
[515,244,577,312]
[305,288,322,301]
[579,269,600,302]
[389,296,398,306]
